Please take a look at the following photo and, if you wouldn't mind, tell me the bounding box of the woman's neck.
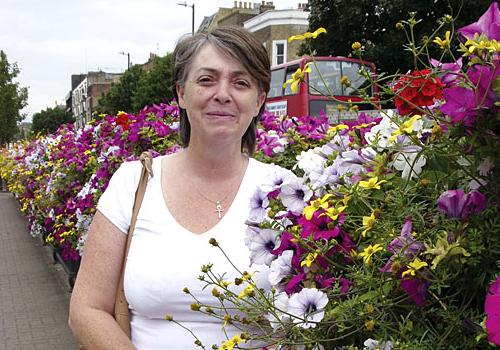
[179,143,248,182]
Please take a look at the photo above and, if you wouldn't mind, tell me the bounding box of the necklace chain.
[194,159,247,219]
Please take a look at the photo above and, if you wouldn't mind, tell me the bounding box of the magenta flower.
[400,277,429,307]
[485,275,500,345]
[438,189,487,220]
[439,86,478,126]
[430,58,463,86]
[467,60,500,111]
[298,210,341,241]
[457,2,500,41]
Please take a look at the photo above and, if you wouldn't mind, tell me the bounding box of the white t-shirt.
[97,155,276,350]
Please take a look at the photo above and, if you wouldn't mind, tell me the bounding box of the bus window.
[342,62,373,97]
[308,61,342,95]
[269,68,285,98]
[284,65,300,96]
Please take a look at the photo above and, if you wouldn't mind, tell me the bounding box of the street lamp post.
[118,51,131,70]
[177,1,195,35]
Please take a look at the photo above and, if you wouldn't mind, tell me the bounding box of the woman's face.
[176,44,266,148]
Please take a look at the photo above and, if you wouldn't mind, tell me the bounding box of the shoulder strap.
[114,151,154,337]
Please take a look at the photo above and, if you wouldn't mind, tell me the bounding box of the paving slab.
[0,192,78,350]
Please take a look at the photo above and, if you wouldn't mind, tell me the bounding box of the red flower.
[393,69,444,116]
[115,113,131,131]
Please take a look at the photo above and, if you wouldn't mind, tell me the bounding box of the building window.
[272,40,287,66]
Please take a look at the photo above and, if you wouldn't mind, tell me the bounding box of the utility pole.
[118,51,131,70]
[178,1,195,35]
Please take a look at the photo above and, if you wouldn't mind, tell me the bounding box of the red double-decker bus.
[265,56,379,122]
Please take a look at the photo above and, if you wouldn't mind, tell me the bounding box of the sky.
[1,0,305,122]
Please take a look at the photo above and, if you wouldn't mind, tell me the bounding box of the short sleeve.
[97,160,142,234]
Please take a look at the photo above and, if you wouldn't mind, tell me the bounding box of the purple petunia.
[437,189,487,220]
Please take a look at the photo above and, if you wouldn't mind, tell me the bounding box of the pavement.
[0,192,79,350]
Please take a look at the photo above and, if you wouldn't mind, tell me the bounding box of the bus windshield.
[308,60,373,97]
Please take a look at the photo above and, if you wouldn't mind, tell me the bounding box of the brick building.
[72,72,122,129]
[198,1,309,67]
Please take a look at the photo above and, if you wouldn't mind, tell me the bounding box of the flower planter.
[53,248,80,289]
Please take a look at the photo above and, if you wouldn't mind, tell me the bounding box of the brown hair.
[172,26,270,154]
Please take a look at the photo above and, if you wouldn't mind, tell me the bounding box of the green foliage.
[98,54,173,115]
[97,64,144,115]
[304,0,494,75]
[31,107,75,135]
[132,54,173,111]
[0,50,28,146]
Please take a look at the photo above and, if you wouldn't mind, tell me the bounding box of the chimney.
[259,1,275,13]
[239,1,242,8]
[234,1,237,7]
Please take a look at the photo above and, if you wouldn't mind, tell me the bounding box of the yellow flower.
[321,204,347,221]
[390,115,421,142]
[219,334,246,350]
[351,41,362,50]
[238,285,255,299]
[283,62,312,93]
[359,244,383,265]
[327,124,349,134]
[301,251,319,268]
[340,75,351,86]
[365,319,375,331]
[303,194,332,220]
[353,122,376,130]
[361,210,378,237]
[433,31,451,49]
[359,177,386,190]
[288,27,327,43]
[401,257,428,278]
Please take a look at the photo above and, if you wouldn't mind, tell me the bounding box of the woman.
[69,26,276,349]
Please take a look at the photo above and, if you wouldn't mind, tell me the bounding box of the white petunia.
[295,148,326,175]
[244,227,281,266]
[363,338,394,350]
[287,288,329,328]
[248,187,269,223]
[392,148,426,179]
[268,250,294,286]
[280,175,313,214]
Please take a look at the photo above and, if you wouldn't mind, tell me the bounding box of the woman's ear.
[255,91,267,115]
[176,83,186,109]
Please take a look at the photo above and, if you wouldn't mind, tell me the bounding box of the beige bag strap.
[114,151,154,338]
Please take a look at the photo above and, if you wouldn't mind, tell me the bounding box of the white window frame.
[272,40,287,66]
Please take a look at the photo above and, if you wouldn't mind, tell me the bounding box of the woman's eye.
[197,76,213,84]
[235,80,250,87]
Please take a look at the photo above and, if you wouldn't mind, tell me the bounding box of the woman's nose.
[213,81,231,104]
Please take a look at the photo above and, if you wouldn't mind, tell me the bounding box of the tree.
[132,54,173,111]
[97,64,144,115]
[31,107,75,135]
[0,50,28,146]
[304,0,494,75]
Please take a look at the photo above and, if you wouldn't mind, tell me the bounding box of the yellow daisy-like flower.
[351,41,362,50]
[283,62,312,93]
[288,27,327,43]
[301,251,319,268]
[361,210,378,237]
[321,204,347,221]
[238,284,255,299]
[359,177,386,190]
[433,31,451,49]
[401,257,428,278]
[219,334,246,350]
[359,244,383,265]
[303,194,332,220]
[327,124,349,134]
[390,115,421,142]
